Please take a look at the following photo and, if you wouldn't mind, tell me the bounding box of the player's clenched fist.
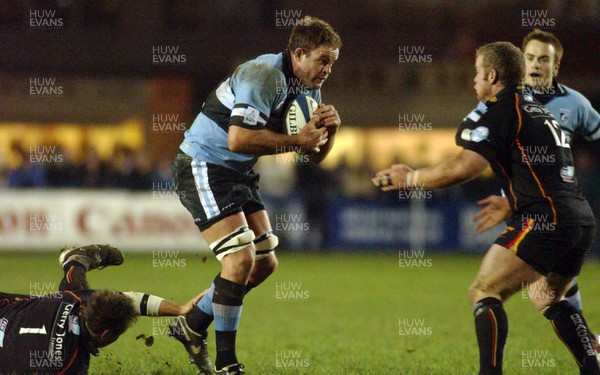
[372,163,414,191]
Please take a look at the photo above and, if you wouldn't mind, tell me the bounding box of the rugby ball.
[284,94,319,135]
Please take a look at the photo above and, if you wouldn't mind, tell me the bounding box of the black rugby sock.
[544,301,600,374]
[213,275,246,370]
[215,330,239,369]
[185,274,219,334]
[473,297,508,375]
[186,279,258,335]
[244,282,258,296]
[185,306,213,335]
[565,282,579,298]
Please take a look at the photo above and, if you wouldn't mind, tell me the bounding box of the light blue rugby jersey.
[180,50,321,174]
[462,81,600,143]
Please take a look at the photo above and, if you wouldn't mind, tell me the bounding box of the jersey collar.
[553,79,568,96]
[282,49,294,83]
[486,86,518,107]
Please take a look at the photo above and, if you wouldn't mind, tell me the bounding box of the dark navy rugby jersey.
[456,86,595,226]
[0,290,96,374]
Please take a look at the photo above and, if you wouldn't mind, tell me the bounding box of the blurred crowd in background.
[1,138,503,197]
[3,139,599,222]
[2,141,167,190]
[3,136,600,252]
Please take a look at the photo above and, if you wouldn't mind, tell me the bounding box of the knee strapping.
[210,226,256,261]
[253,231,278,260]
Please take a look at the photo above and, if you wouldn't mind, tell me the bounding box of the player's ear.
[553,60,560,77]
[292,48,305,61]
[489,69,498,85]
[95,329,119,347]
[100,329,113,341]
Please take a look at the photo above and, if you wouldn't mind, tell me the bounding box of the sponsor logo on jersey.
[0,318,8,347]
[560,166,575,183]
[231,106,261,126]
[243,107,260,126]
[559,108,571,124]
[68,316,80,336]
[461,126,489,142]
[522,104,553,118]
[48,302,75,361]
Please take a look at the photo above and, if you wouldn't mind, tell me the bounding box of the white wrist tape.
[405,170,420,188]
[413,170,420,187]
[122,291,164,316]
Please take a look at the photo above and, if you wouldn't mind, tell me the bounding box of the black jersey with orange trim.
[0,289,96,374]
[456,86,595,226]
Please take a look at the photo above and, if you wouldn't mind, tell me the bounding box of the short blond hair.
[476,42,524,86]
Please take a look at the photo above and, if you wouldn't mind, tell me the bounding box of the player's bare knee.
[222,248,255,280]
[468,279,498,305]
[233,250,256,275]
[533,299,555,312]
[247,254,278,287]
[258,254,278,273]
[468,283,480,305]
[529,290,561,312]
[267,255,278,273]
[528,274,570,312]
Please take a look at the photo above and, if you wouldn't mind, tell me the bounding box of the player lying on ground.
[466,29,600,356]
[0,244,203,374]
[169,15,341,375]
[374,42,599,374]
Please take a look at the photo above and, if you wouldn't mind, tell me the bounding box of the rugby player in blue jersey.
[469,29,600,356]
[169,16,341,374]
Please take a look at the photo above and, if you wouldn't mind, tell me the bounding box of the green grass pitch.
[1,251,598,374]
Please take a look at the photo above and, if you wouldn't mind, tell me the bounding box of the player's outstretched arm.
[372,148,489,191]
[472,195,511,233]
[228,117,327,156]
[122,289,207,316]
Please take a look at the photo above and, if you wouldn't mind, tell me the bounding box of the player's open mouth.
[530,73,541,77]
